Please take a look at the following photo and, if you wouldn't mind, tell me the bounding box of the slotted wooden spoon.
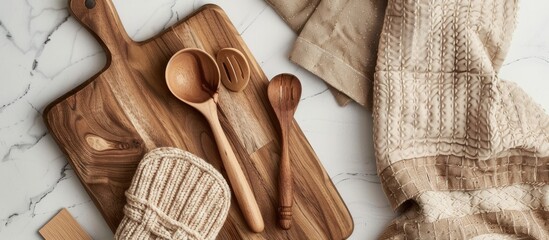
[267,73,302,230]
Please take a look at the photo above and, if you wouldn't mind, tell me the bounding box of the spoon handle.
[278,127,293,230]
[208,110,264,233]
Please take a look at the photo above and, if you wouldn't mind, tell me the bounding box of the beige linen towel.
[374,0,549,239]
[265,0,387,107]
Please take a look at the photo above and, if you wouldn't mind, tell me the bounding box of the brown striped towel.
[374,0,549,239]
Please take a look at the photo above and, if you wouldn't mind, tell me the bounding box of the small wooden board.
[39,209,91,240]
[43,1,353,239]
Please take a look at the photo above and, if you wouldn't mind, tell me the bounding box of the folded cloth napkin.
[265,0,388,108]
[374,0,549,239]
[115,147,231,240]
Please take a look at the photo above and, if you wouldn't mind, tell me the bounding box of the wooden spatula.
[267,74,302,230]
[39,208,91,240]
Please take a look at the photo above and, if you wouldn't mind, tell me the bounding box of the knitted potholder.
[114,147,231,240]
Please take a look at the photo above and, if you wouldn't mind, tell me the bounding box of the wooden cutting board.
[43,1,353,239]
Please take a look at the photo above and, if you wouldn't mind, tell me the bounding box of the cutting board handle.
[69,0,132,54]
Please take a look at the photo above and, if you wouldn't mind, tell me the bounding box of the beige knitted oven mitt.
[114,147,231,240]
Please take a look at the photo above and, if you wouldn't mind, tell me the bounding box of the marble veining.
[1,0,548,239]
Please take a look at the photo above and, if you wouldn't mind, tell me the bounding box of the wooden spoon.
[166,48,264,233]
[267,73,302,230]
[216,48,250,92]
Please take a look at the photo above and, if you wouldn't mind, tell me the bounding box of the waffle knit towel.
[114,147,231,240]
[374,0,549,239]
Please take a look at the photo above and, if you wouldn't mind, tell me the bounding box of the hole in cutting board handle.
[85,0,96,9]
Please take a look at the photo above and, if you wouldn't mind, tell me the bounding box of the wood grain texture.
[39,209,91,240]
[43,1,353,239]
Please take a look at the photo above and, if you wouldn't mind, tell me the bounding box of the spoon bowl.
[166,48,219,104]
[166,48,264,233]
[216,48,250,92]
[268,74,302,116]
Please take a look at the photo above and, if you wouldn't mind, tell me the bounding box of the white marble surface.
[0,0,548,239]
